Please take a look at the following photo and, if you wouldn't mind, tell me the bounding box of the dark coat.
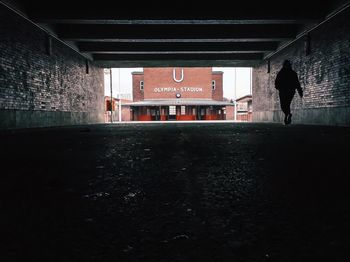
[275,68,303,96]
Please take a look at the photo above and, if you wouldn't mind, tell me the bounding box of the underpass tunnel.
[1,0,349,128]
[1,1,350,261]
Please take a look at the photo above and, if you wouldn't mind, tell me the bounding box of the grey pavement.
[1,123,350,262]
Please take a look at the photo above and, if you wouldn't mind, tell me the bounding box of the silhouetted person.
[275,60,303,125]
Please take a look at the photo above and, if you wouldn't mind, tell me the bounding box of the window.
[169,106,176,115]
[212,80,216,90]
[181,106,186,115]
[140,80,144,91]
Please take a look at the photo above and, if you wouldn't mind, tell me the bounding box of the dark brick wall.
[0,5,105,128]
[253,7,350,125]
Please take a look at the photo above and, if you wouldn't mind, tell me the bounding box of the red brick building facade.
[127,68,234,121]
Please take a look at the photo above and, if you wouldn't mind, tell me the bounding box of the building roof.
[104,96,132,103]
[236,95,252,103]
[123,99,234,107]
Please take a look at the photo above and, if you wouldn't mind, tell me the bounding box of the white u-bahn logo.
[173,68,184,83]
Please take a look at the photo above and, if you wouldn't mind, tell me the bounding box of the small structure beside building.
[235,95,253,121]
[104,96,132,122]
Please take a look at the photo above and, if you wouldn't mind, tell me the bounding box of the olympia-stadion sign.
[153,68,204,93]
[154,87,203,93]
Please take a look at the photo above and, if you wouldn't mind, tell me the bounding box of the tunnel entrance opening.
[103,67,253,123]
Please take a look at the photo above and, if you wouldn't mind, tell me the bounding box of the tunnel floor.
[1,123,350,262]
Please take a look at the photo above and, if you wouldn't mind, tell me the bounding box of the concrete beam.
[57,24,298,41]
[94,60,261,68]
[24,0,327,21]
[71,38,292,43]
[78,42,279,53]
[93,53,263,61]
[35,19,319,25]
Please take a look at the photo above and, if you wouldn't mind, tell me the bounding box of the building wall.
[132,73,144,102]
[104,97,132,122]
[237,113,252,122]
[121,106,131,121]
[0,5,105,129]
[252,7,350,126]
[212,72,223,101]
[143,67,214,100]
[226,105,235,120]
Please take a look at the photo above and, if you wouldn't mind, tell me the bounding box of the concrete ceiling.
[4,0,345,67]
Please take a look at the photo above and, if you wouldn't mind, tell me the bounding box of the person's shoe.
[287,113,292,124]
[284,115,288,125]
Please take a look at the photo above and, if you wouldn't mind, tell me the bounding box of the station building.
[126,68,234,121]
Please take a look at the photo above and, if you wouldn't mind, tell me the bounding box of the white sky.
[104,67,252,100]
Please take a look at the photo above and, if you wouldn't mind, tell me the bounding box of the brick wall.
[0,5,105,128]
[132,72,144,102]
[252,7,350,126]
[226,105,235,120]
[212,72,223,101]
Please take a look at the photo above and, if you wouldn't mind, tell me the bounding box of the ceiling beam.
[78,42,279,53]
[90,51,267,55]
[35,19,319,25]
[58,24,297,41]
[94,60,261,68]
[71,38,291,43]
[93,53,263,61]
[25,1,328,21]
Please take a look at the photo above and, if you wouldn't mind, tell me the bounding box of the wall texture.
[0,5,105,129]
[252,7,350,126]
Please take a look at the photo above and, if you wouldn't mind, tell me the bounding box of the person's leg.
[285,91,295,124]
[279,92,290,124]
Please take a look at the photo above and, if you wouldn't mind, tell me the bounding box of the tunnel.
[1,0,350,261]
[1,0,349,128]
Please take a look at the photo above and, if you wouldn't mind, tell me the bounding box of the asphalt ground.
[1,122,350,262]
